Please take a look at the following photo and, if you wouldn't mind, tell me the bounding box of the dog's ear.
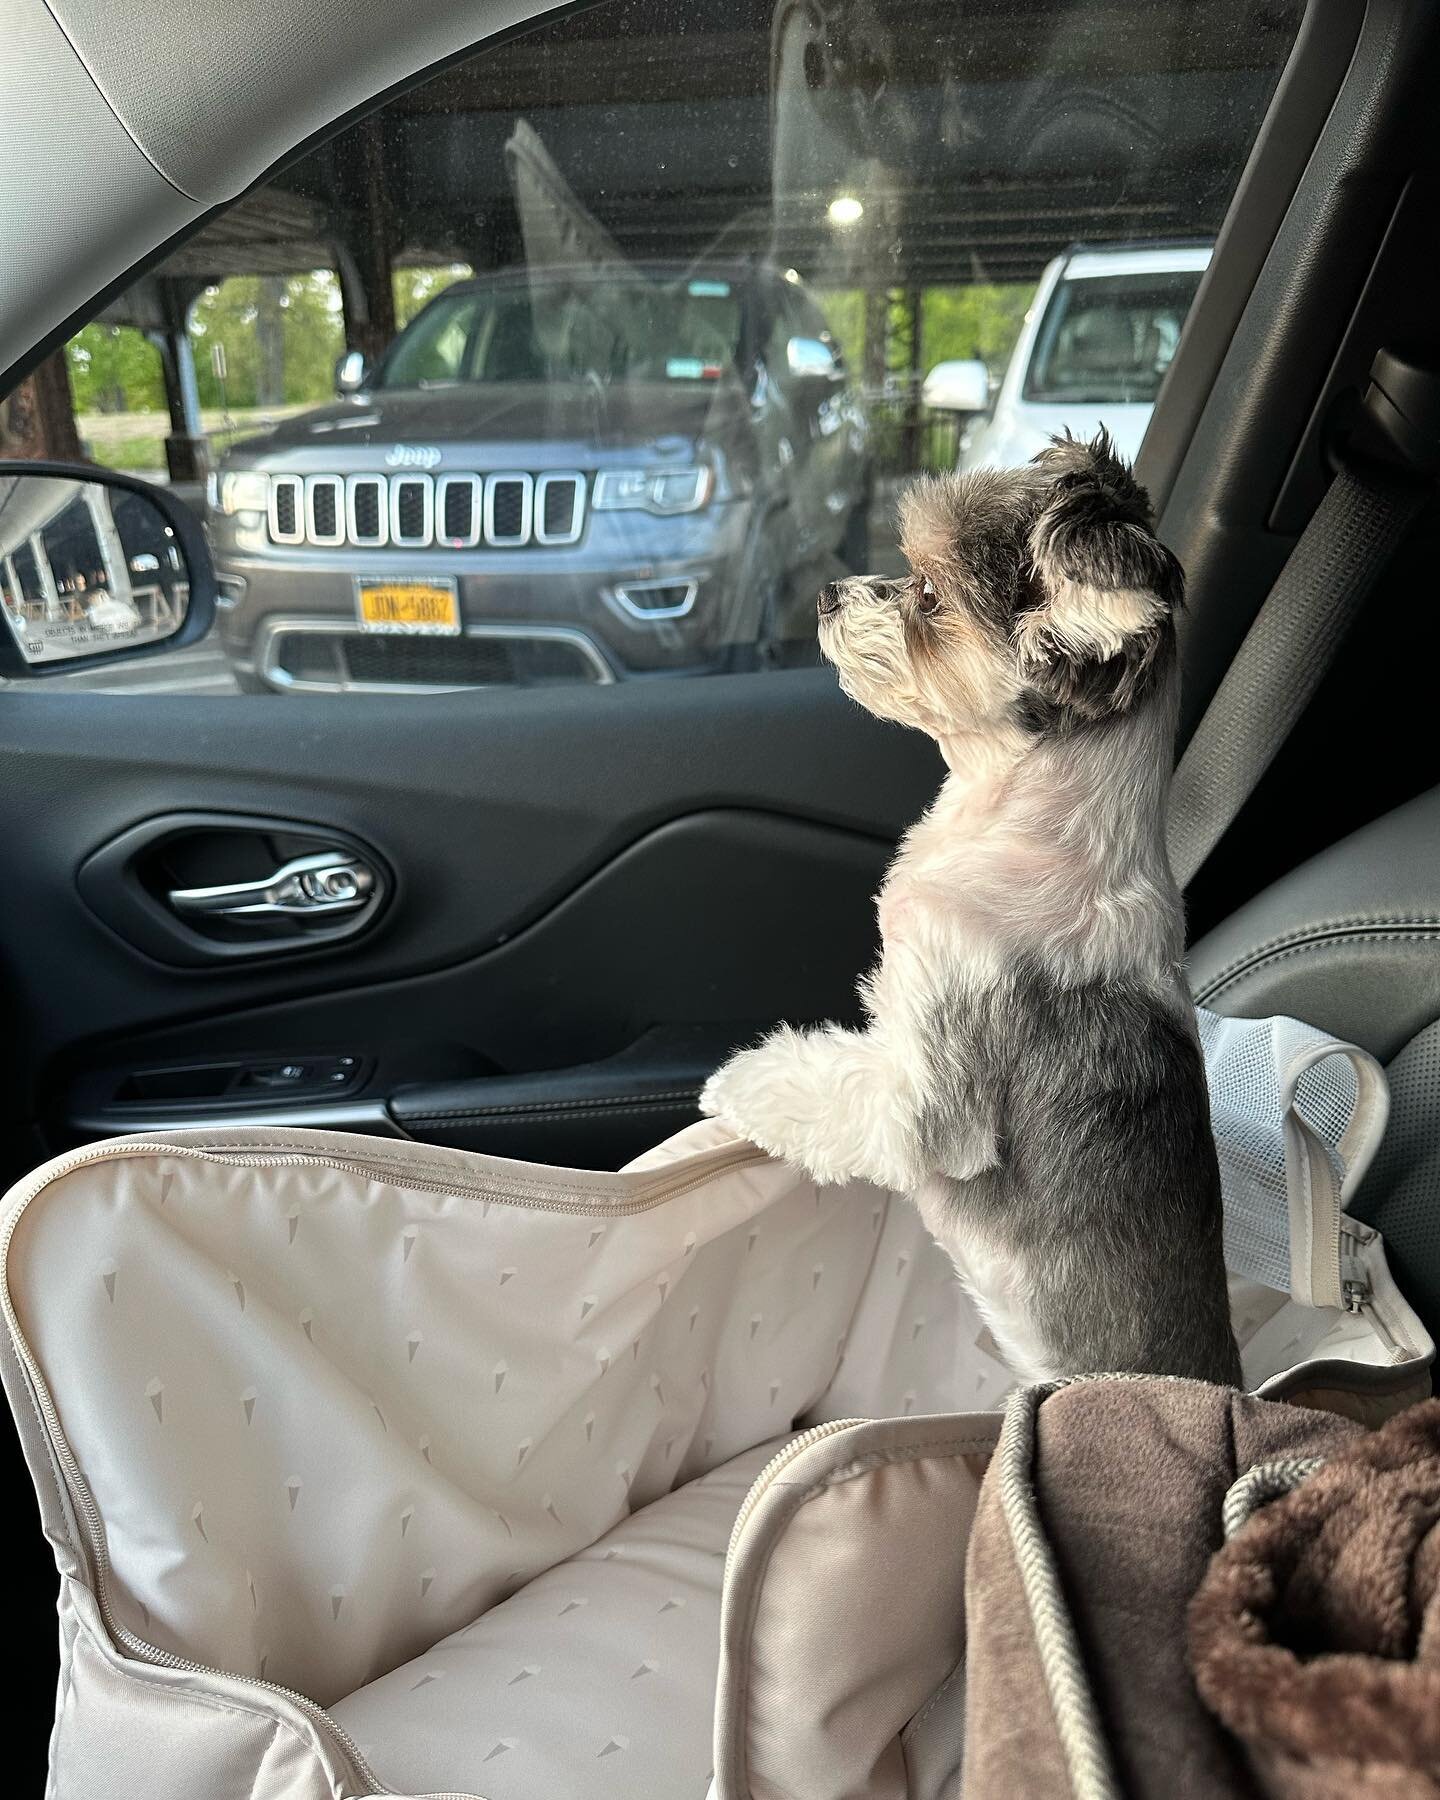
[1015,430,1182,721]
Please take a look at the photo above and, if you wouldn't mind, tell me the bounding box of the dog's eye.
[917,578,940,615]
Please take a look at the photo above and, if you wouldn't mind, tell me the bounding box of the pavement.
[41,629,242,695]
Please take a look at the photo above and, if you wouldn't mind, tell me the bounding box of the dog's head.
[817,431,1182,741]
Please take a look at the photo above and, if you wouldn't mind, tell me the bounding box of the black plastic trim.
[1138,0,1361,513]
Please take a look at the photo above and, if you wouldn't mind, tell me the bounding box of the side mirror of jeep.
[0,463,216,678]
[334,350,371,396]
[786,336,842,390]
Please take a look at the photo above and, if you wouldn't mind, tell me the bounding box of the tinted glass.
[1023,270,1209,406]
[381,275,747,389]
[36,0,1301,697]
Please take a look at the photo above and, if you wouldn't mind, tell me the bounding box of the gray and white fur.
[701,432,1241,1385]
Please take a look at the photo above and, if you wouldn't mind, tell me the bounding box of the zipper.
[1341,1279,1370,1315]
[1339,1226,1422,1360]
[725,1418,868,1568]
[0,1131,769,1798]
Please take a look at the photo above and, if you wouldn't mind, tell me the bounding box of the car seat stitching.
[416,1100,701,1126]
[1197,925,1440,1002]
[410,1090,700,1122]
[901,1649,967,1744]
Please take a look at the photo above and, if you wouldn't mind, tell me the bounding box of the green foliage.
[189,273,345,410]
[816,283,1034,384]
[817,290,866,371]
[84,429,168,471]
[813,282,1035,474]
[394,264,473,329]
[65,325,165,414]
[922,283,1033,375]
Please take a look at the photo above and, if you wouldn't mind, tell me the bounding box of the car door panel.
[0,671,937,1176]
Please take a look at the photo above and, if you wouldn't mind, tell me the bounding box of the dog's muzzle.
[817,582,843,618]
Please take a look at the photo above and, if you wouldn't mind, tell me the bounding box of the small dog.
[702,432,1241,1386]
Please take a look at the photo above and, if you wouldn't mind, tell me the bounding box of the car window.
[382,300,476,387]
[26,0,1300,696]
[382,277,746,390]
[1023,269,1209,406]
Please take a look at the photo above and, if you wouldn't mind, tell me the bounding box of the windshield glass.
[1022,268,1205,405]
[379,276,746,389]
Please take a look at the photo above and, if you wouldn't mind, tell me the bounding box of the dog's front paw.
[701,1037,804,1155]
[701,1032,857,1182]
[701,1041,775,1131]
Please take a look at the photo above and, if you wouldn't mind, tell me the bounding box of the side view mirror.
[922,358,992,414]
[786,335,842,386]
[334,349,371,396]
[0,463,216,678]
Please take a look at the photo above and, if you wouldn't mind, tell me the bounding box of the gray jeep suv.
[209,262,870,692]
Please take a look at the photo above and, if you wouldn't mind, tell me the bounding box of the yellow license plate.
[355,579,461,635]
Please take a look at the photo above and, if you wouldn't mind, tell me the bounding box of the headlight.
[593,466,713,515]
[218,471,270,516]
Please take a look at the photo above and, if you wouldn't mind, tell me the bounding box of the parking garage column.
[0,351,85,462]
[334,118,398,363]
[146,277,210,485]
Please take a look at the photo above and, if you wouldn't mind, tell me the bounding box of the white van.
[926,242,1214,471]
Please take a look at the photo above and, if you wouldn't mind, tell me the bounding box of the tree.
[393,264,474,330]
[65,325,165,414]
[0,352,84,460]
[921,284,1034,376]
[817,282,1034,385]
[188,272,345,410]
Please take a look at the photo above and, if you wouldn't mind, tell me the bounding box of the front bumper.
[214,503,754,691]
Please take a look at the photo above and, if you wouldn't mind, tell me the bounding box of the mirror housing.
[0,462,216,679]
[922,358,992,414]
[334,349,371,396]
[786,335,842,387]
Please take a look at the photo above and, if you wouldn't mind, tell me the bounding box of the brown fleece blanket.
[961,1379,1365,1800]
[1189,1398,1440,1800]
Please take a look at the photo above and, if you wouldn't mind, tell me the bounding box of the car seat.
[2,791,1437,1799]
[1189,782,1440,1346]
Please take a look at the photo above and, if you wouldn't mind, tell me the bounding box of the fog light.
[610,577,700,621]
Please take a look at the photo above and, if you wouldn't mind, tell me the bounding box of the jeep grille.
[265,471,585,550]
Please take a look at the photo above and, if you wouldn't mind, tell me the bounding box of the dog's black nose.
[817,582,843,618]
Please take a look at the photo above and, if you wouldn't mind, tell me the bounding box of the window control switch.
[238,1056,361,1093]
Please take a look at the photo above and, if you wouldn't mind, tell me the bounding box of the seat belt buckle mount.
[1348,348,1440,479]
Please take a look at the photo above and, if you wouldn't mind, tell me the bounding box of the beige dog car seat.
[0,1010,1429,1800]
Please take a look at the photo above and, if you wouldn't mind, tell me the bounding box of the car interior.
[6,0,1440,1790]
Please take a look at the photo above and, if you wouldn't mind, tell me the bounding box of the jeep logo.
[385,444,443,470]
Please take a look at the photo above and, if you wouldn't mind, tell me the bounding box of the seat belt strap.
[1167,349,1439,889]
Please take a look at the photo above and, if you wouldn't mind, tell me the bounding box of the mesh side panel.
[1353,1020,1440,1333]
[1294,1058,1359,1148]
[1199,1010,1363,1295]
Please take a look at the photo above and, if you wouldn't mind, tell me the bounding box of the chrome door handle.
[168,850,376,921]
